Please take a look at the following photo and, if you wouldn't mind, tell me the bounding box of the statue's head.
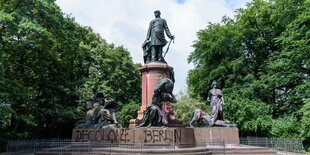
[164,78,174,93]
[85,99,93,110]
[211,81,217,88]
[154,10,161,18]
[92,90,105,103]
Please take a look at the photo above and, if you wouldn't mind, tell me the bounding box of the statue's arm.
[171,93,177,103]
[163,19,174,39]
[146,21,152,40]
[221,95,225,105]
[207,90,211,102]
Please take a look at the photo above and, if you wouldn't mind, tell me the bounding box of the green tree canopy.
[0,0,141,151]
[188,0,309,148]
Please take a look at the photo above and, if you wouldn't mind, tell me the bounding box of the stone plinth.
[39,128,282,155]
[129,62,183,128]
[72,127,239,145]
[193,127,239,144]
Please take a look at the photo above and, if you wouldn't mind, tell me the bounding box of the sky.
[55,0,252,94]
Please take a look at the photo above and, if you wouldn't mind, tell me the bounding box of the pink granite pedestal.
[129,62,183,128]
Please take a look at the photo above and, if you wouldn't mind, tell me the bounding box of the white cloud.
[55,0,251,94]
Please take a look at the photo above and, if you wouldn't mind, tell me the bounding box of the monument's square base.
[72,127,239,145]
[34,127,279,155]
[129,62,185,128]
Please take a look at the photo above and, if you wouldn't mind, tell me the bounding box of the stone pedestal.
[72,127,239,145]
[129,62,183,128]
[43,127,281,155]
[193,127,239,144]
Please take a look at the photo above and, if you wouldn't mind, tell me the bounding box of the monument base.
[35,127,278,155]
[193,127,239,143]
[72,127,239,145]
[129,62,184,128]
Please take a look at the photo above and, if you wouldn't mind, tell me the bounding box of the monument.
[7,10,279,155]
[70,10,240,153]
[129,10,183,128]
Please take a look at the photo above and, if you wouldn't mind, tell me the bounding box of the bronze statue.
[188,109,236,127]
[188,109,212,127]
[142,10,175,64]
[207,81,224,124]
[139,78,176,127]
[188,81,236,128]
[75,90,120,128]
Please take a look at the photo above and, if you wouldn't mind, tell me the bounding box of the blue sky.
[176,0,186,4]
[56,0,252,94]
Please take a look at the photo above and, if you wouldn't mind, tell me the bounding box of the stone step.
[81,147,211,154]
[35,145,212,155]
[34,145,281,155]
[36,152,212,155]
[35,150,212,155]
[212,154,278,155]
[209,146,278,155]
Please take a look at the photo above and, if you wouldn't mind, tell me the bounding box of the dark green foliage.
[300,99,310,151]
[188,0,309,150]
[224,95,272,136]
[117,101,140,128]
[271,115,301,138]
[0,0,141,151]
[173,93,210,126]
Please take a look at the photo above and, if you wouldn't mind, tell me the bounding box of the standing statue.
[139,77,176,127]
[207,81,224,124]
[142,10,175,64]
[75,90,120,128]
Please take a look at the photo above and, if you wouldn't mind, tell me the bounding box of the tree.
[300,99,310,151]
[0,0,141,151]
[188,0,309,145]
[117,101,140,127]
